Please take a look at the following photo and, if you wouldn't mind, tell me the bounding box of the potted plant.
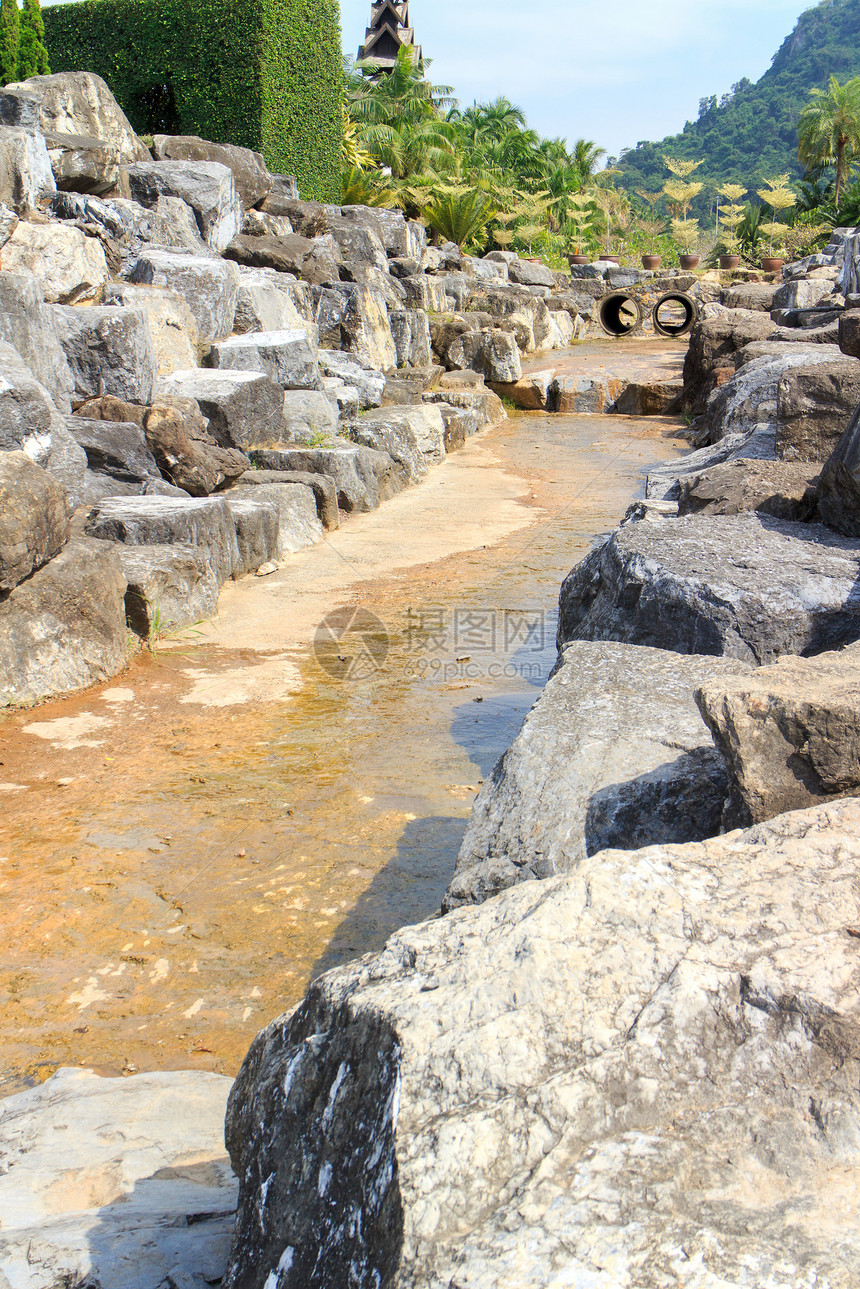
[633,192,666,269]
[716,182,746,269]
[592,186,627,263]
[672,217,701,268]
[565,195,595,265]
[757,175,796,273]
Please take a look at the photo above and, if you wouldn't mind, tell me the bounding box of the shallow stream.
[0,341,687,1092]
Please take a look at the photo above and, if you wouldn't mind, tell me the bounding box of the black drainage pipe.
[598,292,643,337]
[652,292,697,338]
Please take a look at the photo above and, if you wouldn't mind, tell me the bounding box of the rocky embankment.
[216,232,860,1286]
[0,68,697,710]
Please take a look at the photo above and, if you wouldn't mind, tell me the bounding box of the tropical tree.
[17,0,48,78]
[341,166,399,207]
[757,174,796,257]
[716,182,747,256]
[422,185,497,250]
[798,75,860,211]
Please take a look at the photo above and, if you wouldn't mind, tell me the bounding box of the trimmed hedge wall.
[43,0,342,201]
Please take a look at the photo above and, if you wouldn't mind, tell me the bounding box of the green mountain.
[614,0,860,208]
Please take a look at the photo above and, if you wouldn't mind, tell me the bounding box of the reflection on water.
[0,406,687,1090]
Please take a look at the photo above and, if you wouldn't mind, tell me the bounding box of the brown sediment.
[0,369,688,1094]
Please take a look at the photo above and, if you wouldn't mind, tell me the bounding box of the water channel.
[0,339,688,1093]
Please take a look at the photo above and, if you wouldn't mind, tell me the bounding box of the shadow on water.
[309,813,468,981]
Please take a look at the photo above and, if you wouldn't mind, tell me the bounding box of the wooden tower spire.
[358,0,422,71]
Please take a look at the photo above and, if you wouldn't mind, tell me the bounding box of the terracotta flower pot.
[762,257,784,273]
[641,254,662,270]
[599,254,620,264]
[568,254,590,266]
[679,254,700,269]
[719,254,741,270]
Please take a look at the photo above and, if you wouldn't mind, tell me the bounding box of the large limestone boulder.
[775,358,860,460]
[0,339,62,455]
[237,467,339,531]
[225,232,341,286]
[129,247,240,343]
[445,327,522,382]
[350,404,445,485]
[223,495,280,576]
[314,284,396,370]
[0,125,55,213]
[389,308,432,368]
[121,542,221,635]
[102,282,199,375]
[722,281,777,311]
[683,312,778,414]
[548,373,624,413]
[224,799,860,1289]
[0,270,74,410]
[468,285,553,352]
[234,267,314,335]
[699,347,842,444]
[251,441,404,513]
[507,256,557,287]
[53,303,158,405]
[0,451,70,591]
[817,398,860,535]
[677,457,819,520]
[207,329,322,391]
[157,369,288,451]
[318,349,384,408]
[1,71,149,193]
[85,494,240,585]
[152,134,272,209]
[337,203,425,258]
[0,1067,237,1288]
[557,512,860,664]
[124,159,242,252]
[280,390,337,441]
[445,640,752,911]
[772,276,836,311]
[143,398,250,495]
[68,416,161,491]
[106,193,205,257]
[1,220,108,303]
[0,536,127,705]
[226,482,323,558]
[697,643,860,827]
[325,212,388,270]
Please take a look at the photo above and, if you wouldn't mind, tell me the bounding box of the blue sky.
[342,0,817,157]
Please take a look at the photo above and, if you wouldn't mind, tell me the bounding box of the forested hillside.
[614,0,860,205]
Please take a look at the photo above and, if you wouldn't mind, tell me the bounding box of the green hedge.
[43,0,342,200]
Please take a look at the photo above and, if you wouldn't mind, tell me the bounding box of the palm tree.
[571,138,606,181]
[798,75,860,211]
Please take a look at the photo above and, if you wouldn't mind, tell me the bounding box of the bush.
[43,0,342,200]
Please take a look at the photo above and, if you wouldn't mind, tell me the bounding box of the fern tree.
[0,0,19,87]
[18,0,49,79]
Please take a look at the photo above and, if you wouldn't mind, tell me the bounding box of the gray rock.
[157,369,288,451]
[0,270,73,411]
[337,203,424,257]
[223,495,280,576]
[0,339,61,456]
[350,404,445,484]
[1,219,108,304]
[102,281,199,376]
[0,1067,236,1289]
[318,350,384,408]
[701,347,843,444]
[152,135,272,209]
[423,386,506,431]
[120,542,221,635]
[684,312,778,415]
[645,427,779,500]
[53,304,158,405]
[251,441,404,513]
[68,416,161,486]
[468,285,553,352]
[85,495,240,585]
[280,390,337,441]
[226,482,323,557]
[0,125,55,214]
[105,194,205,257]
[445,640,752,911]
[446,328,522,382]
[313,284,396,371]
[697,643,860,827]
[259,173,299,210]
[722,282,777,311]
[129,248,240,343]
[389,309,432,368]
[677,457,819,520]
[817,398,860,535]
[242,207,294,238]
[507,257,556,287]
[234,267,314,335]
[326,213,388,270]
[42,419,88,507]
[558,512,860,664]
[0,451,70,591]
[0,536,127,705]
[237,468,339,531]
[399,272,448,312]
[772,277,835,311]
[224,798,860,1289]
[207,329,322,391]
[225,232,340,286]
[124,159,242,252]
[776,359,860,460]
[2,71,149,194]
[548,373,624,413]
[143,398,250,496]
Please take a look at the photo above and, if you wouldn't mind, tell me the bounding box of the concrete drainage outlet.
[598,292,643,337]
[652,292,697,338]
